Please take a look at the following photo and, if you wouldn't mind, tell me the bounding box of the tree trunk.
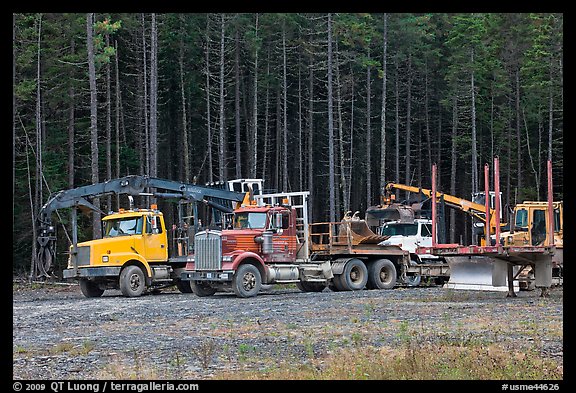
[205,15,213,182]
[548,58,553,162]
[105,33,112,210]
[471,48,478,242]
[12,14,15,225]
[449,94,458,243]
[149,13,158,179]
[327,13,336,222]
[307,54,314,221]
[405,53,412,192]
[275,88,281,191]
[335,41,348,213]
[141,13,150,176]
[424,60,432,186]
[35,14,43,232]
[365,46,372,210]
[262,48,271,185]
[394,61,400,200]
[347,63,354,214]
[86,13,101,238]
[515,67,521,199]
[68,38,75,189]
[251,14,259,179]
[180,16,190,183]
[218,14,226,181]
[235,27,242,179]
[298,51,303,192]
[379,13,388,194]
[282,23,289,192]
[115,39,121,207]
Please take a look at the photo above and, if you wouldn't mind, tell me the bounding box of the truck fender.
[330,258,357,275]
[231,252,266,271]
[119,254,153,279]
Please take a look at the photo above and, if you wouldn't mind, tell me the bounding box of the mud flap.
[444,256,519,292]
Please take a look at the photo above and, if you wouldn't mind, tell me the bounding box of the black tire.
[328,275,343,292]
[338,258,368,291]
[79,279,104,298]
[296,281,327,292]
[175,280,194,294]
[367,258,397,290]
[119,265,146,297]
[233,264,262,298]
[190,281,217,297]
[405,259,422,287]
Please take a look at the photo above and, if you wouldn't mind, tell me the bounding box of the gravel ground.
[13,281,563,380]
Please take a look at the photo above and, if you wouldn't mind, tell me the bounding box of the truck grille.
[194,231,222,270]
[76,246,91,266]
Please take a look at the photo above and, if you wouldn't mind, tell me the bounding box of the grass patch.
[213,342,562,380]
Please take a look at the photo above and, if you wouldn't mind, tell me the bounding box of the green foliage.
[12,13,563,275]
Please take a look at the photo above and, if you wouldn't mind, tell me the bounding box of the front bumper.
[63,266,122,279]
[181,270,234,282]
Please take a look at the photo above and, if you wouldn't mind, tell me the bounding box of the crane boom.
[35,175,248,279]
[383,182,505,233]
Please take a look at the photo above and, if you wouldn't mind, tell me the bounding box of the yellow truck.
[35,175,259,297]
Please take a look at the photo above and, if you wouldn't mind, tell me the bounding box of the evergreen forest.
[12,13,563,274]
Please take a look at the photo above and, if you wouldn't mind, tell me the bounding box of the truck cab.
[377,219,439,262]
[501,201,563,248]
[182,203,300,297]
[62,207,187,297]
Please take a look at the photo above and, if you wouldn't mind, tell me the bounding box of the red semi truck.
[180,191,444,297]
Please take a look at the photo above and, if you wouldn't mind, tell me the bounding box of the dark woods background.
[12,13,563,274]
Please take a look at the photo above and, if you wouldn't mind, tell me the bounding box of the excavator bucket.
[346,220,389,245]
[365,203,415,227]
[443,256,519,292]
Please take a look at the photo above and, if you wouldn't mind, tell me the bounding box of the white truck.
[377,218,446,286]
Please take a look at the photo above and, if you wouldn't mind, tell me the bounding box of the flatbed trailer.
[180,191,445,297]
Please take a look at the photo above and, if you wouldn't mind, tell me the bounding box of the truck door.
[270,210,297,261]
[419,222,433,248]
[143,214,168,261]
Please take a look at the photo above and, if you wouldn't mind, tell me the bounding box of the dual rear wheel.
[330,258,397,291]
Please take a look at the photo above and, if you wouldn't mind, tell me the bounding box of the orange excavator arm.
[383,183,506,234]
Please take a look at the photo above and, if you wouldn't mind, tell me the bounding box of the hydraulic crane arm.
[39,175,245,222]
[34,175,247,279]
[383,182,505,232]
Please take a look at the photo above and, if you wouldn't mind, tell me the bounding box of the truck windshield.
[104,217,143,237]
[233,212,267,229]
[381,223,418,236]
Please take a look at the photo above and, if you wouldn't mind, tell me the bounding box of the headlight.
[102,255,109,262]
[222,255,233,262]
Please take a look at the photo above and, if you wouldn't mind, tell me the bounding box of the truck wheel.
[190,281,217,297]
[367,259,397,290]
[79,279,104,298]
[119,265,146,297]
[296,281,327,292]
[328,275,344,292]
[233,264,262,298]
[405,259,422,287]
[175,280,194,294]
[338,258,368,291]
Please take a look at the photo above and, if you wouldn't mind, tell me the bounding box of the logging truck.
[180,191,436,298]
[35,175,258,297]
